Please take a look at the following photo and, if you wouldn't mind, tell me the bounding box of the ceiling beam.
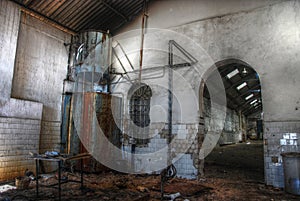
[238,83,261,98]
[225,73,257,91]
[238,93,262,110]
[10,0,76,34]
[243,104,262,116]
[100,0,128,22]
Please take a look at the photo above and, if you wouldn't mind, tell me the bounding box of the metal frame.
[32,153,91,201]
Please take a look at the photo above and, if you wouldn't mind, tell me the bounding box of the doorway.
[200,59,264,182]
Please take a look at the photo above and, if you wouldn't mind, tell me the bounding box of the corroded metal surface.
[71,92,122,172]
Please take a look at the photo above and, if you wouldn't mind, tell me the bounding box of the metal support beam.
[11,0,75,34]
[225,73,257,91]
[244,105,262,116]
[100,0,128,22]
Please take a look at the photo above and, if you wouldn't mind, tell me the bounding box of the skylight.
[245,94,254,100]
[226,69,239,79]
[250,99,258,105]
[237,82,247,90]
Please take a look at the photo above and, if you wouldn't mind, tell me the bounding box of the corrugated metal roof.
[10,0,146,34]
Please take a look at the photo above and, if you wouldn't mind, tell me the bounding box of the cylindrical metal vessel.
[71,31,111,92]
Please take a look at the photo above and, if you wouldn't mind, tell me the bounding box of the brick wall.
[39,121,61,153]
[125,122,200,178]
[264,121,300,188]
[0,117,41,181]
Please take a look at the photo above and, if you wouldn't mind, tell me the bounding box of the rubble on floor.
[0,169,299,201]
[1,141,299,200]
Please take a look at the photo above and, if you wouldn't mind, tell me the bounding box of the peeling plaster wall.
[11,13,71,155]
[118,0,300,186]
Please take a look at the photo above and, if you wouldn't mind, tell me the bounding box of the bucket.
[281,152,300,195]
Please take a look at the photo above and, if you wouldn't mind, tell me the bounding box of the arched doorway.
[199,59,264,181]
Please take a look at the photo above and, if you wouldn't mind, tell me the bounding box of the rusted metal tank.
[70,92,122,172]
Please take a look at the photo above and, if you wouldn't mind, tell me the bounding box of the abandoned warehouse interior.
[0,0,300,200]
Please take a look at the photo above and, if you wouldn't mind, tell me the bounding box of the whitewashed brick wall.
[39,121,61,153]
[125,122,200,178]
[0,117,41,181]
[264,121,300,188]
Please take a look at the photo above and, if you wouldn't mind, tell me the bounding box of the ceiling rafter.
[237,93,262,111]
[217,64,262,117]
[243,104,262,116]
[10,0,146,34]
[100,0,128,22]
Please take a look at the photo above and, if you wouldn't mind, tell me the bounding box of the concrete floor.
[205,140,264,182]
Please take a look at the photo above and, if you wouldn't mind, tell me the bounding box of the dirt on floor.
[1,141,299,201]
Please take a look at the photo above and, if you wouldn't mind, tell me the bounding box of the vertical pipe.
[67,96,74,154]
[168,41,173,160]
[107,36,112,93]
[161,40,173,201]
[67,36,73,80]
[92,65,95,92]
[139,0,147,82]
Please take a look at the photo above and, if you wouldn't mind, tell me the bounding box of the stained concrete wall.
[118,0,300,186]
[118,0,284,33]
[0,0,20,106]
[169,0,300,122]
[0,0,71,180]
[0,0,43,181]
[171,1,300,186]
[11,13,71,154]
[12,13,70,122]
